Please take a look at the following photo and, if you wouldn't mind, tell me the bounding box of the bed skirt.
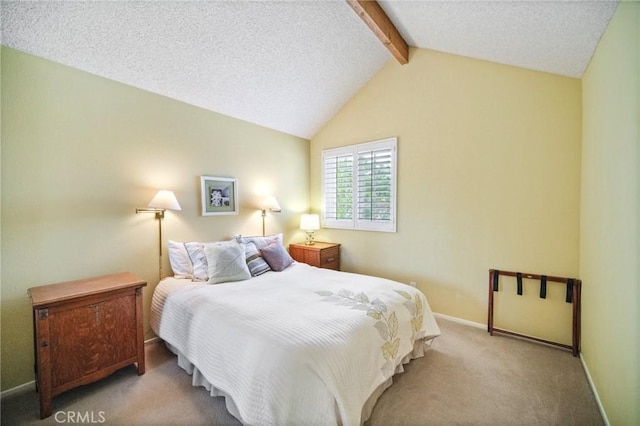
[164,337,435,425]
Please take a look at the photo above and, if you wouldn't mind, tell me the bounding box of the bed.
[151,237,441,425]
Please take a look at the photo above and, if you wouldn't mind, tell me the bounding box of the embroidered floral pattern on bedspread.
[315,288,424,377]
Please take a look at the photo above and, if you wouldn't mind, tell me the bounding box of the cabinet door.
[97,294,137,369]
[48,294,137,388]
[49,304,100,388]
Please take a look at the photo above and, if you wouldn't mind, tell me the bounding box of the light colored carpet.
[1,318,603,425]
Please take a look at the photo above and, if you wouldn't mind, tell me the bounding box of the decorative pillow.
[235,233,283,251]
[185,241,230,281]
[244,242,271,277]
[205,241,251,284]
[168,240,193,279]
[260,241,294,272]
[185,242,209,281]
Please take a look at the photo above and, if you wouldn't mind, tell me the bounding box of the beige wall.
[0,47,310,391]
[311,48,582,345]
[4,14,636,422]
[581,3,640,424]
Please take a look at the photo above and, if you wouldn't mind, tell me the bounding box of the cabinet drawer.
[47,292,137,389]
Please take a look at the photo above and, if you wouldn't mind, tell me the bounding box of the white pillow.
[185,242,208,281]
[205,241,251,284]
[168,240,193,279]
[185,241,229,281]
[235,233,283,251]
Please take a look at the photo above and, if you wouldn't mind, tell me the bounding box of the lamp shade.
[147,190,182,211]
[300,214,320,231]
[262,196,281,212]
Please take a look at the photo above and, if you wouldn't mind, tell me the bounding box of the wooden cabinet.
[289,242,341,271]
[28,272,147,419]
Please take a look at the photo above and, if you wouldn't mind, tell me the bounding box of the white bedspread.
[153,263,440,425]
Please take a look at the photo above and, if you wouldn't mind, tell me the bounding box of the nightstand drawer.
[320,246,340,269]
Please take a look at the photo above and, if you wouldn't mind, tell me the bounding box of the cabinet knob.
[41,341,49,348]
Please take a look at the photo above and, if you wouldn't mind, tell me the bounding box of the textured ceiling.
[380,0,618,78]
[1,1,618,139]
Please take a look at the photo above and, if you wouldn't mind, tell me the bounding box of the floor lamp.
[260,196,281,236]
[136,190,181,281]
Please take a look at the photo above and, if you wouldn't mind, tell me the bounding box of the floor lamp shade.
[147,190,182,211]
[261,196,281,212]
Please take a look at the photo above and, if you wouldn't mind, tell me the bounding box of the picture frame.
[200,176,238,216]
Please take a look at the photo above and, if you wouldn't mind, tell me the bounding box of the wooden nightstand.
[289,242,340,271]
[28,272,147,419]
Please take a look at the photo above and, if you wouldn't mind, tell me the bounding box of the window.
[322,137,397,232]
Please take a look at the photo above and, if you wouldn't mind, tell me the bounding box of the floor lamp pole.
[156,211,164,282]
[136,188,181,283]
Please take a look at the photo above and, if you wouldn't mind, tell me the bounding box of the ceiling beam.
[346,0,409,65]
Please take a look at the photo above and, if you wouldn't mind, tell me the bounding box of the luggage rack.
[487,269,582,357]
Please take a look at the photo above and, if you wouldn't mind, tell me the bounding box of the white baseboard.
[144,336,161,345]
[1,380,35,399]
[579,353,610,426]
[433,312,486,329]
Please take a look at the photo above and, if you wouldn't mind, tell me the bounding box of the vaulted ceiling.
[1,1,618,139]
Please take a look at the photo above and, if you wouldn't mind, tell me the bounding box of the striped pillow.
[244,242,271,277]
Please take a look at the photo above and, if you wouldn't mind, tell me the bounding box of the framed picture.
[200,176,238,216]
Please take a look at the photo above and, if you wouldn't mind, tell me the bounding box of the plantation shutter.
[357,145,393,224]
[322,137,396,232]
[322,151,354,223]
